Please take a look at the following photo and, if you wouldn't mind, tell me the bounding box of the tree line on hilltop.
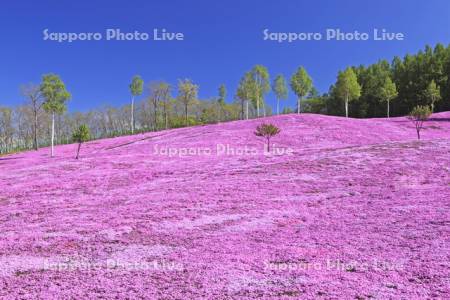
[0,43,449,155]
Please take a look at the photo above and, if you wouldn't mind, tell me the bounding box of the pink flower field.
[0,113,449,299]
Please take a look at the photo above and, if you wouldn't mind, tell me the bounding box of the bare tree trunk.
[51,112,55,157]
[34,110,39,150]
[131,96,135,134]
[218,104,221,123]
[154,102,158,131]
[345,96,349,118]
[185,104,188,126]
[387,100,390,118]
[256,96,260,117]
[164,103,168,129]
[76,142,81,159]
[277,98,280,115]
[246,100,249,120]
[297,96,302,114]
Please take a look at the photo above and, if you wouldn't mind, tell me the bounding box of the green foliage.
[303,98,327,114]
[217,84,227,121]
[334,67,361,117]
[335,67,361,102]
[290,67,313,113]
[250,65,270,94]
[379,77,398,102]
[272,74,288,114]
[236,73,254,101]
[72,124,90,143]
[423,80,441,111]
[178,79,198,102]
[40,74,71,114]
[236,72,257,119]
[408,105,432,140]
[129,75,144,96]
[250,65,270,116]
[178,79,199,126]
[378,77,398,117]
[72,124,90,159]
[308,87,319,98]
[281,107,294,114]
[272,74,288,100]
[409,105,432,121]
[254,123,281,151]
[218,84,226,105]
[170,115,200,128]
[336,43,450,117]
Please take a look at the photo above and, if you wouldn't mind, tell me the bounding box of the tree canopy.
[250,65,270,117]
[423,80,441,112]
[129,75,144,96]
[334,67,361,117]
[41,74,71,114]
[272,74,288,115]
[290,67,313,113]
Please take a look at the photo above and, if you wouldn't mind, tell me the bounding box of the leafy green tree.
[423,80,441,112]
[335,67,361,118]
[290,67,313,114]
[72,124,90,159]
[272,74,288,115]
[129,75,143,134]
[250,65,270,117]
[379,77,398,118]
[353,61,390,118]
[254,123,281,152]
[40,74,71,157]
[178,79,199,126]
[281,107,294,114]
[308,87,320,98]
[303,98,327,114]
[408,105,432,140]
[236,72,256,120]
[218,84,226,122]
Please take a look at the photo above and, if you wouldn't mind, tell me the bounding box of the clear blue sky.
[1,0,449,112]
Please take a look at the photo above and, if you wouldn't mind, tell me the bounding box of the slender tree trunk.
[277,98,280,115]
[267,137,270,152]
[131,96,135,134]
[154,103,158,131]
[51,112,55,157]
[76,142,81,159]
[417,129,420,140]
[431,102,434,113]
[164,103,168,129]
[387,100,390,118]
[241,100,244,120]
[257,96,260,117]
[345,95,349,118]
[217,104,220,123]
[297,96,302,114]
[185,104,188,126]
[246,100,249,120]
[33,110,39,150]
[262,100,266,117]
